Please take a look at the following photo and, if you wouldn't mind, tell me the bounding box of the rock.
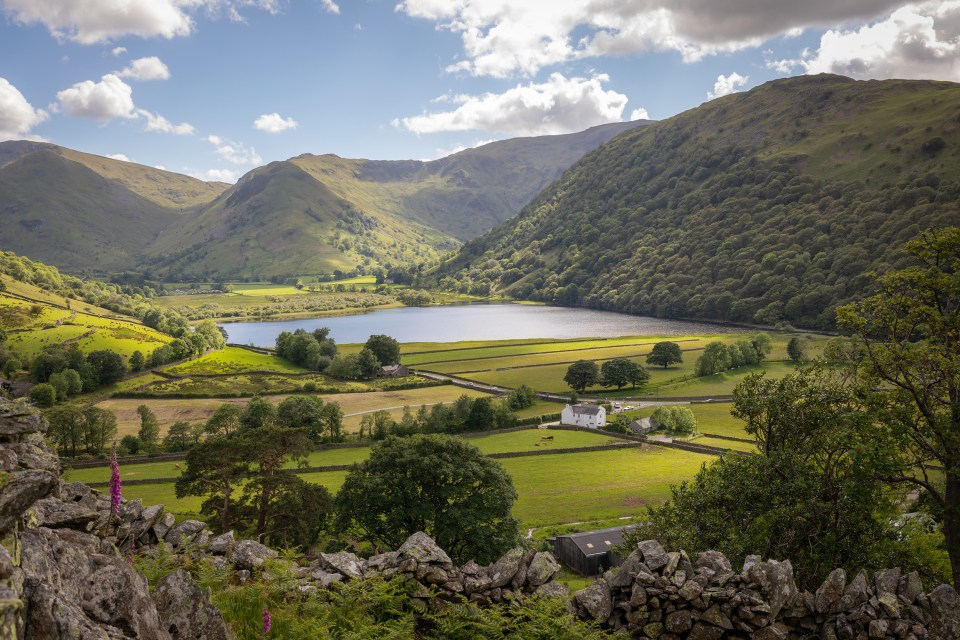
[154,511,176,540]
[488,547,526,589]
[165,520,206,547]
[0,546,12,580]
[28,496,100,529]
[21,526,170,640]
[929,584,960,640]
[644,622,664,638]
[229,539,277,571]
[753,622,789,640]
[207,530,235,555]
[878,592,900,618]
[638,540,669,572]
[535,582,570,599]
[312,570,343,587]
[696,550,733,576]
[511,548,536,590]
[700,604,734,630]
[366,551,399,572]
[688,622,725,640]
[0,469,58,533]
[9,441,58,473]
[0,402,47,436]
[397,532,453,569]
[609,550,645,588]
[679,579,704,601]
[815,568,847,614]
[837,569,869,611]
[898,571,924,605]
[875,568,901,599]
[630,581,648,607]
[574,579,613,621]
[869,619,889,639]
[664,610,693,633]
[525,552,560,588]
[153,569,231,640]
[663,552,681,577]
[320,551,366,580]
[137,504,165,536]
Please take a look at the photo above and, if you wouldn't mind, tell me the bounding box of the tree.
[2,358,21,379]
[507,385,537,410]
[277,395,326,441]
[46,405,85,457]
[786,337,806,362]
[176,436,253,533]
[365,335,401,366]
[750,333,773,361]
[81,406,117,456]
[836,227,960,586]
[564,360,599,393]
[695,342,731,376]
[136,404,161,452]
[241,395,276,430]
[48,369,81,400]
[29,383,56,406]
[465,397,495,431]
[327,354,362,380]
[86,350,127,385]
[335,435,520,564]
[119,434,141,456]
[357,348,383,380]
[205,403,242,437]
[239,426,312,540]
[164,421,193,452]
[650,406,698,434]
[600,358,649,390]
[646,341,683,369]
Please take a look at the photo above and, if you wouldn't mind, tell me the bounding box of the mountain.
[0,121,648,280]
[0,142,229,273]
[429,75,960,329]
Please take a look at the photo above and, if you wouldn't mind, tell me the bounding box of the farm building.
[380,364,410,378]
[550,525,637,576]
[629,417,655,436]
[560,403,606,428]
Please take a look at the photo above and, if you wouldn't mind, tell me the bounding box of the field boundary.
[699,432,754,444]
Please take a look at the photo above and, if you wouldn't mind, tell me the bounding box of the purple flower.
[109,446,122,517]
[262,608,271,636]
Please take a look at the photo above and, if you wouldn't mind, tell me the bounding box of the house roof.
[570,404,603,416]
[381,364,405,372]
[558,525,636,557]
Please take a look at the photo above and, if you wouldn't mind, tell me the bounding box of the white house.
[561,403,606,429]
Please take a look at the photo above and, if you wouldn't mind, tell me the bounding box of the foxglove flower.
[262,608,271,635]
[109,446,122,517]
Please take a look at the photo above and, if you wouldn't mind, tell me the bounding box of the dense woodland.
[430,75,960,329]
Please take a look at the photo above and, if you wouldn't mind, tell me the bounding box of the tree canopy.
[564,360,599,393]
[646,341,683,369]
[334,434,520,564]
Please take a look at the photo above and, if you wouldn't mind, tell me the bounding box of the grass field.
[162,347,306,375]
[687,402,749,438]
[696,435,757,452]
[86,441,716,526]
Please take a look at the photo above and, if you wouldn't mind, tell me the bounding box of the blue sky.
[1,1,958,182]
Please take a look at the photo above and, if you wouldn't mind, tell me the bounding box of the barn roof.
[570,404,603,416]
[558,525,636,557]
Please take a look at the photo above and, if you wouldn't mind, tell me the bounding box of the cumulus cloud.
[253,112,297,133]
[118,56,170,81]
[57,73,136,120]
[206,134,262,164]
[393,73,628,136]
[2,0,281,44]
[629,107,650,120]
[106,153,130,161]
[397,0,907,76]
[111,46,127,56]
[320,0,340,14]
[193,168,241,183]
[707,72,749,99]
[0,77,48,141]
[138,109,195,135]
[771,2,960,81]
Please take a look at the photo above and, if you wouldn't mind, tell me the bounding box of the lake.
[219,304,745,347]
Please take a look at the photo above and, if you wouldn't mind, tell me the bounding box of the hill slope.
[430,75,960,329]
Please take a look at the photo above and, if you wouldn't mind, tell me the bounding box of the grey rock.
[0,402,48,436]
[696,550,733,576]
[742,554,761,574]
[815,568,847,614]
[312,570,343,587]
[837,569,869,612]
[662,551,681,577]
[679,579,703,601]
[9,441,59,473]
[747,559,797,619]
[28,496,100,529]
[166,520,206,547]
[207,531,235,555]
[0,469,58,533]
[534,581,570,599]
[868,619,889,639]
[0,545,11,579]
[898,571,923,605]
[664,610,693,633]
[574,578,613,621]
[366,551,399,572]
[875,567,901,599]
[610,550,645,588]
[630,582,648,607]
[488,547,526,589]
[753,622,789,640]
[688,622,724,640]
[511,548,536,590]
[700,604,734,630]
[397,531,453,569]
[638,540,669,571]
[525,552,560,588]
[153,569,231,640]
[929,584,960,640]
[136,504,165,537]
[878,592,900,618]
[320,551,366,579]
[154,512,176,540]
[229,540,277,571]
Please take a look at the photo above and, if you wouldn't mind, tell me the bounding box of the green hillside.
[430,75,960,329]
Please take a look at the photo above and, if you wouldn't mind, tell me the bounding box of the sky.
[1,1,959,183]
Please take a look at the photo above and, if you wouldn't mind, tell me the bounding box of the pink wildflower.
[109,446,122,517]
[262,608,271,635]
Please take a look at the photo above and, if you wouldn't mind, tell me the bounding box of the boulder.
[0,402,48,436]
[154,512,176,540]
[28,496,100,530]
[815,568,846,614]
[575,578,613,621]
[0,469,58,533]
[929,584,960,640]
[749,559,797,619]
[525,552,560,588]
[837,569,869,611]
[535,581,570,599]
[229,539,277,571]
[152,569,231,640]
[319,551,366,580]
[637,540,669,572]
[488,547,526,589]
[396,532,453,568]
[664,610,694,634]
[165,520,206,548]
[610,550,647,588]
[207,530,235,556]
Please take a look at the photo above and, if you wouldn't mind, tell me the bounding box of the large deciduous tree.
[564,360,599,393]
[334,434,520,564]
[600,358,649,390]
[646,341,683,369]
[364,334,401,366]
[837,227,960,586]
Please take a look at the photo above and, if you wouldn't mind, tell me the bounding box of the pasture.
[162,347,305,375]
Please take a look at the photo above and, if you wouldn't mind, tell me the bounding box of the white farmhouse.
[561,403,606,429]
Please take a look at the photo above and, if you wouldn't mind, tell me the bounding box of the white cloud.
[707,72,749,99]
[138,109,195,135]
[118,56,170,81]
[629,107,650,120]
[394,73,628,136]
[206,134,262,164]
[0,77,49,141]
[772,2,960,81]
[396,0,906,77]
[253,112,297,133]
[2,0,282,44]
[111,46,127,56]
[56,73,136,120]
[189,167,240,182]
[320,0,340,15]
[106,153,130,161]
[431,138,498,159]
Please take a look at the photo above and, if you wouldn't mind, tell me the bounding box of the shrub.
[29,383,57,406]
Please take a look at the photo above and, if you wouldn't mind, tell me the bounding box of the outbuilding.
[380,364,410,378]
[560,403,606,428]
[549,525,636,576]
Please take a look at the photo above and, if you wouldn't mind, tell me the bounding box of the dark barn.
[550,525,636,576]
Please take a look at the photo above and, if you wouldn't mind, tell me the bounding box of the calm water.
[219,304,744,347]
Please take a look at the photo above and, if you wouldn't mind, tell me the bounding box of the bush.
[650,406,698,434]
[29,383,57,406]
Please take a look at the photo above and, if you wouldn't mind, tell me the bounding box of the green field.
[162,347,305,375]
